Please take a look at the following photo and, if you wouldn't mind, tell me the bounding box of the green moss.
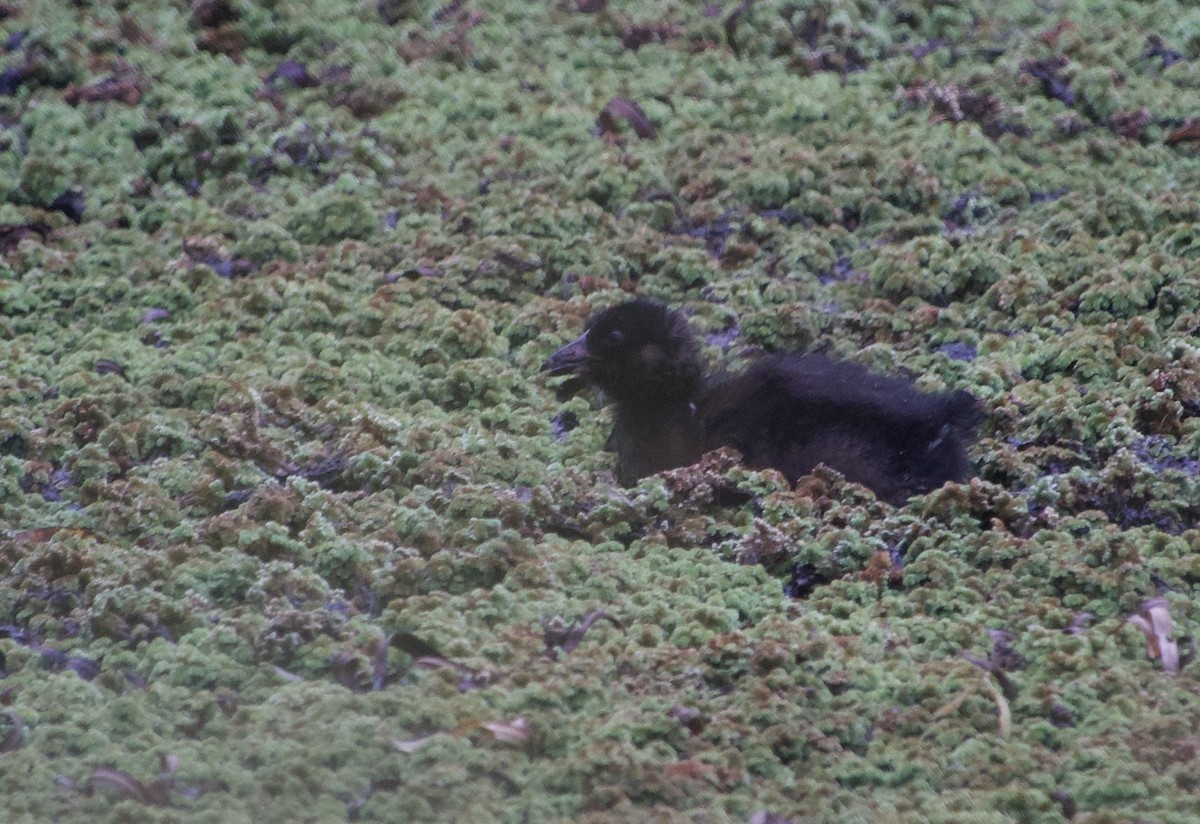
[4,0,1200,820]
[286,190,381,245]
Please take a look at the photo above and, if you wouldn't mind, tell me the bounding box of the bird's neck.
[611,400,705,484]
[607,368,703,414]
[619,383,699,413]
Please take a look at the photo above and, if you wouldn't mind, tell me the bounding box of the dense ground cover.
[2,0,1200,821]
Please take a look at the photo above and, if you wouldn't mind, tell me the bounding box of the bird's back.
[703,355,980,503]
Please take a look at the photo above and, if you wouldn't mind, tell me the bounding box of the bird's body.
[544,300,981,504]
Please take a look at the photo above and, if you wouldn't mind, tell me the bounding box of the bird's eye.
[607,329,624,344]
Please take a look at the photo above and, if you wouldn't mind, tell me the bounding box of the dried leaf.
[139,307,171,323]
[391,734,438,753]
[1066,612,1094,635]
[86,756,202,805]
[0,710,24,752]
[386,264,439,282]
[123,668,149,690]
[265,60,319,88]
[1128,597,1180,674]
[622,22,681,51]
[1020,56,1075,107]
[270,665,304,682]
[64,74,146,105]
[858,550,899,587]
[158,753,180,777]
[346,778,401,820]
[206,424,296,478]
[88,768,160,805]
[597,97,656,140]
[387,632,488,691]
[1050,789,1077,819]
[983,674,1011,737]
[49,189,87,223]
[73,757,220,807]
[390,631,443,659]
[1167,119,1200,144]
[10,526,70,543]
[668,704,705,735]
[748,813,795,824]
[95,359,127,377]
[173,777,228,800]
[932,684,977,719]
[1049,703,1075,728]
[431,0,465,25]
[956,650,1016,700]
[1109,107,1150,140]
[297,452,348,487]
[0,222,50,254]
[0,62,29,95]
[480,717,530,745]
[724,0,755,58]
[397,6,482,64]
[65,655,102,681]
[543,610,623,655]
[192,0,239,27]
[493,250,540,273]
[985,629,1027,673]
[367,640,389,692]
[1143,34,1185,69]
[1036,18,1075,47]
[413,656,489,691]
[0,625,100,681]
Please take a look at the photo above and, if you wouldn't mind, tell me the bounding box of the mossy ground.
[2,0,1200,821]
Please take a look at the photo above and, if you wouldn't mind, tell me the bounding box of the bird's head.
[543,300,704,408]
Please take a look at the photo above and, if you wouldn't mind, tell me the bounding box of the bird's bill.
[542,331,589,375]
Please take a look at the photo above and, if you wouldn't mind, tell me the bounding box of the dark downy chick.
[543,300,707,484]
[544,299,982,504]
